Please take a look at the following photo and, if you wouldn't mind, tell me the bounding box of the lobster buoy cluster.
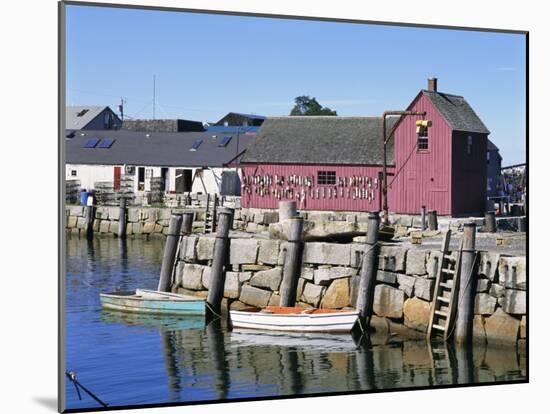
[241,172,379,203]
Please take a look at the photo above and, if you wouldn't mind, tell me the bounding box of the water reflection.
[65,237,526,410]
[206,319,230,400]
[161,330,182,401]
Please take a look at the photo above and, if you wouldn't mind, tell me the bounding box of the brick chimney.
[428,77,438,92]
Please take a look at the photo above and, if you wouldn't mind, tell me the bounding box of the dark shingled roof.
[66,106,109,129]
[240,116,397,165]
[422,90,490,134]
[66,130,255,167]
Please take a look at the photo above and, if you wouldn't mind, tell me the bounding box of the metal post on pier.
[421,205,427,231]
[158,213,183,292]
[279,216,305,307]
[484,211,497,233]
[206,208,234,317]
[355,211,381,331]
[427,210,438,231]
[118,197,127,239]
[455,222,477,345]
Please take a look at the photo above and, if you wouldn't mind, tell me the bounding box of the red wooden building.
[240,79,489,216]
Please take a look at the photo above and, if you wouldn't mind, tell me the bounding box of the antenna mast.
[153,75,156,120]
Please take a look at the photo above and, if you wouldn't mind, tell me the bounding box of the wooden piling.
[206,208,234,316]
[455,222,477,345]
[157,213,183,292]
[118,197,127,238]
[421,205,427,231]
[212,194,219,233]
[84,205,95,240]
[279,216,305,307]
[279,201,297,221]
[182,211,194,234]
[356,211,380,329]
[428,210,438,231]
[484,211,497,233]
[224,207,235,231]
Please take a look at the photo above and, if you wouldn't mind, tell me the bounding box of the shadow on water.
[64,237,526,410]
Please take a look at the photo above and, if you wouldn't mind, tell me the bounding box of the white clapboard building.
[65,128,256,197]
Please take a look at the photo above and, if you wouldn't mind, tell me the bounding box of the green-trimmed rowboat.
[99,289,205,316]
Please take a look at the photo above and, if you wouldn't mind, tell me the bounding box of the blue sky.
[66,4,526,164]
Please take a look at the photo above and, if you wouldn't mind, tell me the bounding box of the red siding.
[242,93,488,216]
[389,93,453,215]
[240,164,391,212]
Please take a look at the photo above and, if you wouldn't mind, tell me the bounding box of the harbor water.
[64,237,526,411]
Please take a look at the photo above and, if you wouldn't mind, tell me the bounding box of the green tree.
[289,96,337,116]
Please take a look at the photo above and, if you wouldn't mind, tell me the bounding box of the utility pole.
[118,97,124,122]
[381,110,427,225]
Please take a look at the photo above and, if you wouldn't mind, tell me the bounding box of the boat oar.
[65,371,108,408]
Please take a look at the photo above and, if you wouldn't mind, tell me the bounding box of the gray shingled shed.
[241,116,398,165]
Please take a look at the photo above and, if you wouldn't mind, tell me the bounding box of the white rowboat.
[230,306,359,333]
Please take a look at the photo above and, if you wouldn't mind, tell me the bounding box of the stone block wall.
[239,207,525,235]
[171,234,526,346]
[65,201,243,237]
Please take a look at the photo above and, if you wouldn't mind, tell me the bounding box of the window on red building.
[467,135,473,155]
[417,129,429,151]
[317,171,336,185]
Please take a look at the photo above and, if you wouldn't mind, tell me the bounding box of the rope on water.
[66,371,108,408]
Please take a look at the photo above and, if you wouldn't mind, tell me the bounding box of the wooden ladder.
[203,193,218,234]
[427,229,463,340]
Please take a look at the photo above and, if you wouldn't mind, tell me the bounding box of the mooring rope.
[351,240,382,277]
[205,301,222,319]
[65,371,108,408]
